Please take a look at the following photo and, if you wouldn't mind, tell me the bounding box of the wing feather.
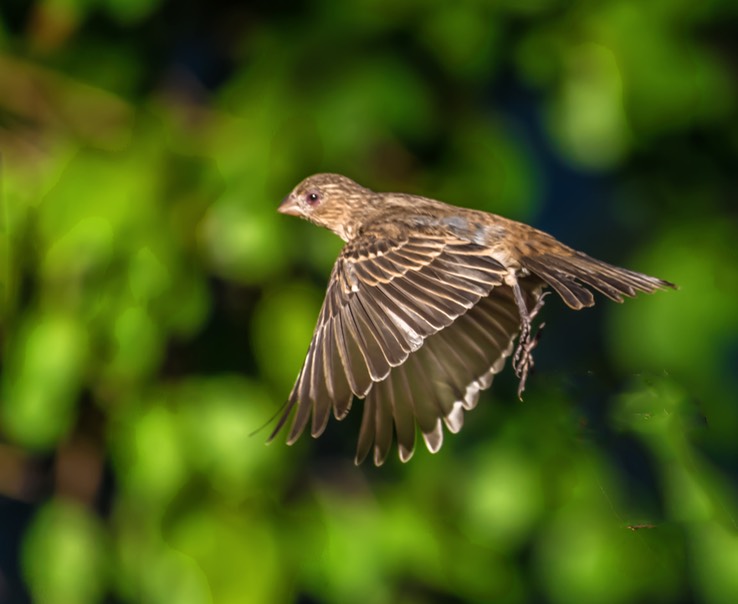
[359,283,542,465]
[270,232,509,451]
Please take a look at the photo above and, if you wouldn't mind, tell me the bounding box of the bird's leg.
[510,279,547,400]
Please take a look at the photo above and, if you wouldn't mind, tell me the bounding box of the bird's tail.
[520,251,675,310]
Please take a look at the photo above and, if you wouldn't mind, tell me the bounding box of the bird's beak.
[278,194,302,217]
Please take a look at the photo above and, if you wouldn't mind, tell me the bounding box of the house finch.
[270,173,674,465]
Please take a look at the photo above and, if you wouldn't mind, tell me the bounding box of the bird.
[269,173,675,466]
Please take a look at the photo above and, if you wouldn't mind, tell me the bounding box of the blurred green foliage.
[1,0,737,603]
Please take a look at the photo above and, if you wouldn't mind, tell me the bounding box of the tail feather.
[522,252,675,310]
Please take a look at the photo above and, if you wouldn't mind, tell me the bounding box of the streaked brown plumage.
[270,173,675,465]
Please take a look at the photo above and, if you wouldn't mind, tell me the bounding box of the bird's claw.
[511,288,548,400]
[513,321,545,400]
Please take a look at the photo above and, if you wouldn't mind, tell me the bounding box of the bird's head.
[279,173,376,241]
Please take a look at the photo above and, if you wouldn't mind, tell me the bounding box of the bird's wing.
[358,283,542,465]
[268,230,512,450]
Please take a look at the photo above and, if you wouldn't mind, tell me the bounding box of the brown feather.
[271,173,675,464]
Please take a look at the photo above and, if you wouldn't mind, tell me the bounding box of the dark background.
[1,1,737,602]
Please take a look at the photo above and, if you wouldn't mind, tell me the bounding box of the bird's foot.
[513,321,545,399]
[511,285,548,400]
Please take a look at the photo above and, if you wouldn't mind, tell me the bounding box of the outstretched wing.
[268,228,513,456]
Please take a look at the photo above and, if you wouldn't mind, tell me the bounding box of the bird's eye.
[305,191,320,206]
